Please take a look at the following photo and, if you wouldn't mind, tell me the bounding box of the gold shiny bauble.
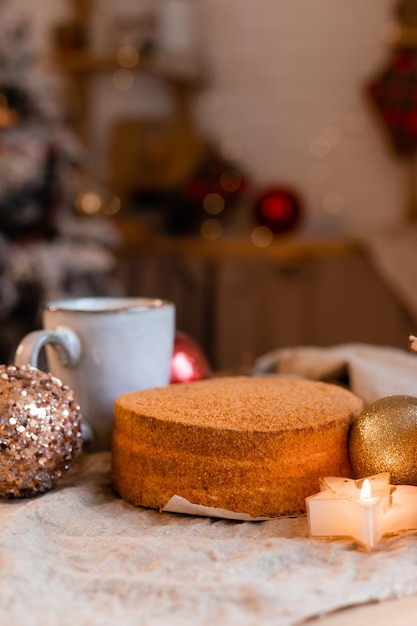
[349,395,417,484]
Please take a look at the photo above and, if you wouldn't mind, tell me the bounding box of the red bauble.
[254,187,302,235]
[170,331,212,384]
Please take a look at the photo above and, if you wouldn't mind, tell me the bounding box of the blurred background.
[1,0,417,372]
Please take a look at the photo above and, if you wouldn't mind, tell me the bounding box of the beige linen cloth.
[4,340,417,625]
[2,445,417,625]
[252,342,417,403]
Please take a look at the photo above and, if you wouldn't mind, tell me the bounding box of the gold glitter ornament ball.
[0,364,83,498]
[349,395,417,484]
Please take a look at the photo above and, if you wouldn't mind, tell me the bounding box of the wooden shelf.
[51,47,202,151]
[51,50,203,88]
[51,1,208,230]
[53,51,128,72]
[392,26,417,48]
[114,218,361,264]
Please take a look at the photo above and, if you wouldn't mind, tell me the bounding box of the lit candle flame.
[360,478,371,500]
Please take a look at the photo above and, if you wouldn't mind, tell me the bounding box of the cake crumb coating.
[112,376,363,517]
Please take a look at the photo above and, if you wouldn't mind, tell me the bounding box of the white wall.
[194,0,406,237]
[5,0,407,238]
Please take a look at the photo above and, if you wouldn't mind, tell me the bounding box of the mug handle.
[14,327,93,444]
[14,326,82,368]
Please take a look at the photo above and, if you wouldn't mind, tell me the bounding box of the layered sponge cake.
[112,376,363,517]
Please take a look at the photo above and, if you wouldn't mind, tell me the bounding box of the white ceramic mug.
[15,297,175,451]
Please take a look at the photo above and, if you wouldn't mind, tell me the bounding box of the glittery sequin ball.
[349,395,417,485]
[0,364,83,498]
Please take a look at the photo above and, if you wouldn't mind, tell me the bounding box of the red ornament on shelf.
[253,187,302,235]
[170,331,212,384]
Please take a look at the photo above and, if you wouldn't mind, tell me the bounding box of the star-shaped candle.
[306,473,417,548]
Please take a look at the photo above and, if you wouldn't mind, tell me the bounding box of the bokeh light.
[112,69,135,91]
[117,45,140,68]
[220,170,242,192]
[220,138,243,160]
[251,226,273,248]
[203,192,225,215]
[380,21,401,45]
[308,136,331,159]
[103,195,122,215]
[75,192,102,215]
[201,218,223,240]
[323,191,345,213]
